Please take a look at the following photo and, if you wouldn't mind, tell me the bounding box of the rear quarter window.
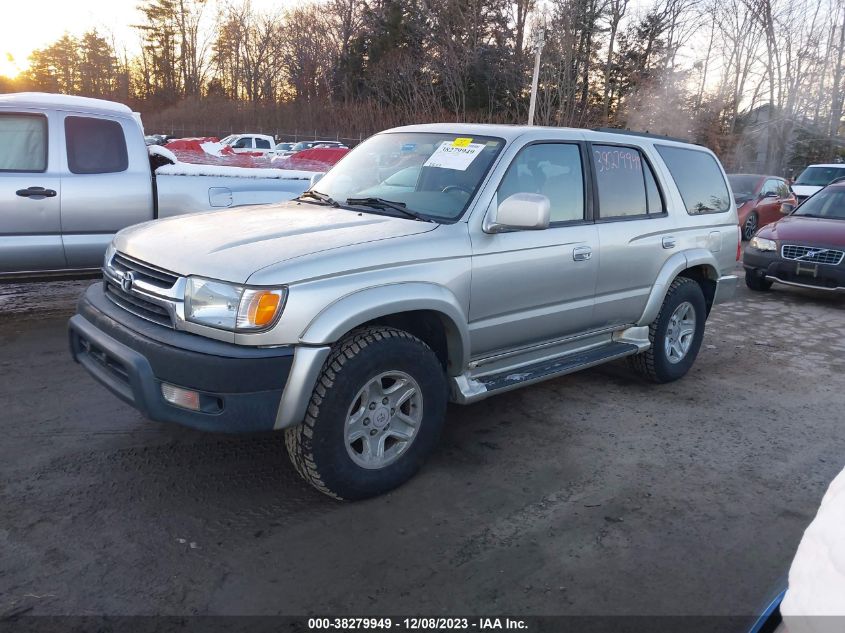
[656,145,730,215]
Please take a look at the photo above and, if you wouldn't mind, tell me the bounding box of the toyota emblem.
[121,271,135,293]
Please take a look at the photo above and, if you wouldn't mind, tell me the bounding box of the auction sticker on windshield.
[424,141,485,170]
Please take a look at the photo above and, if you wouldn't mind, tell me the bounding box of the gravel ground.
[1,270,843,620]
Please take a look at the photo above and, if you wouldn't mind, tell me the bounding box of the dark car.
[728,174,798,241]
[744,180,845,292]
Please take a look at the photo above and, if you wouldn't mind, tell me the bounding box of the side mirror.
[484,193,551,233]
[309,172,325,187]
[780,202,795,215]
[761,190,777,199]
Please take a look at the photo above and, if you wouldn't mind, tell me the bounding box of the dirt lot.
[1,270,844,620]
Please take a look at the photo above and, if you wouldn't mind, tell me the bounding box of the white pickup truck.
[0,93,315,281]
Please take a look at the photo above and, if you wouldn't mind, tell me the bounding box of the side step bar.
[451,341,639,404]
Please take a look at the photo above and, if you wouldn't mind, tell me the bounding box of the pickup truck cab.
[219,133,276,154]
[0,93,312,280]
[791,163,845,203]
[69,124,739,500]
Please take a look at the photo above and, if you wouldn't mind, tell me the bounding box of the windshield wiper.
[345,197,434,222]
[297,190,338,206]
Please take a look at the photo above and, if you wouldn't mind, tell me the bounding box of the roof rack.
[592,127,700,146]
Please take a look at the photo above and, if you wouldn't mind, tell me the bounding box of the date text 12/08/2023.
[306,617,529,630]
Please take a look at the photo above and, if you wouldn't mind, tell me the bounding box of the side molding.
[637,249,719,326]
[299,283,471,374]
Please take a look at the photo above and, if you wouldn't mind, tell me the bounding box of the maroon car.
[728,174,798,241]
[743,180,845,292]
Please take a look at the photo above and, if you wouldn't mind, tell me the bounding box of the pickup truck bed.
[0,93,315,281]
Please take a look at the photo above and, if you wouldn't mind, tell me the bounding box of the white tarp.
[781,464,845,632]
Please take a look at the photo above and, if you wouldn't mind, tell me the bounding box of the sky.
[0,0,295,78]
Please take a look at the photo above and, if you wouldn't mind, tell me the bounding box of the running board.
[451,341,639,404]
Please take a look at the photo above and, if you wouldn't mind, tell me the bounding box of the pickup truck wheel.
[628,277,706,383]
[285,326,448,500]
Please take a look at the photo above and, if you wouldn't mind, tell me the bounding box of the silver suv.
[69,124,739,499]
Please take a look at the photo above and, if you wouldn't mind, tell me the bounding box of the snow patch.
[148,145,178,164]
[0,92,132,114]
[155,162,318,180]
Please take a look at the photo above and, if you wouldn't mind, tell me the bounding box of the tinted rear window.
[65,116,128,174]
[592,145,664,217]
[656,145,730,214]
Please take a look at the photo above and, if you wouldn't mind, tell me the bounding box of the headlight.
[185,276,287,331]
[749,236,777,252]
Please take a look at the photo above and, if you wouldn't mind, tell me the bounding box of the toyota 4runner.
[69,124,739,500]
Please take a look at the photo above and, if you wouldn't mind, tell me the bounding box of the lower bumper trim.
[69,312,286,433]
[765,276,845,293]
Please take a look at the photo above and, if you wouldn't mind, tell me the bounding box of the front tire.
[285,326,448,500]
[745,269,773,291]
[629,277,707,383]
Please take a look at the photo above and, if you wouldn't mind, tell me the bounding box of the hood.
[757,214,845,247]
[791,184,822,198]
[113,201,438,283]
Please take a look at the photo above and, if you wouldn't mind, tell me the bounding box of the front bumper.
[69,283,326,432]
[744,247,845,292]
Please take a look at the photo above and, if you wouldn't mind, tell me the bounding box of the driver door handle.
[16,186,57,198]
[573,246,592,261]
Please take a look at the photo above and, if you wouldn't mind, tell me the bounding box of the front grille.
[104,251,180,328]
[105,280,173,327]
[781,244,844,266]
[111,252,179,289]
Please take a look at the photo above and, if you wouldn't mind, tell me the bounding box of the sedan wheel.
[743,212,758,241]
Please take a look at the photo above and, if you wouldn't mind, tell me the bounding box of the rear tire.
[628,276,707,384]
[745,269,773,291]
[285,326,448,500]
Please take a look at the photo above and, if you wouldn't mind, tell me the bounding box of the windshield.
[794,166,845,186]
[793,188,845,219]
[728,175,760,202]
[220,135,236,146]
[311,132,504,222]
[291,142,312,151]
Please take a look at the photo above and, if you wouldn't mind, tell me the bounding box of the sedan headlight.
[185,276,287,331]
[749,236,777,252]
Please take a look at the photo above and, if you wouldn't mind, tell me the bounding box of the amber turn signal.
[248,291,282,327]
